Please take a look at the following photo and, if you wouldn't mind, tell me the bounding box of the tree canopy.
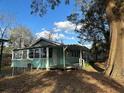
[9,25,35,48]
[31,0,110,60]
[30,0,124,78]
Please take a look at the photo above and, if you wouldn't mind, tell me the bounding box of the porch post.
[12,50,14,76]
[80,49,82,59]
[12,50,14,60]
[21,50,23,59]
[63,47,65,69]
[46,47,49,70]
[39,48,41,58]
[79,49,83,69]
[27,49,29,59]
[79,49,85,69]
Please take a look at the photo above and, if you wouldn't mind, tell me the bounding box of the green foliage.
[67,0,110,59]
[31,0,70,17]
[30,0,112,60]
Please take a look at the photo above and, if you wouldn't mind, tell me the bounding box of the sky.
[0,0,91,48]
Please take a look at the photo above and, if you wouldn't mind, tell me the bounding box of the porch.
[11,45,85,70]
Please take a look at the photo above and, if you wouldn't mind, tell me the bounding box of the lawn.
[0,66,124,93]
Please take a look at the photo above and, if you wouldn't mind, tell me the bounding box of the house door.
[53,48,58,66]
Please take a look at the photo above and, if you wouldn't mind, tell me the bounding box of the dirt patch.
[0,69,124,93]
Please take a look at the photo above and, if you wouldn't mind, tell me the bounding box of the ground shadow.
[0,70,124,93]
[89,61,105,72]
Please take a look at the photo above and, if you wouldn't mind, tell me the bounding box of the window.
[49,48,52,58]
[29,48,49,58]
[66,49,79,57]
[66,49,71,57]
[29,49,34,58]
[13,50,22,59]
[23,50,27,59]
[35,49,39,58]
[40,48,46,58]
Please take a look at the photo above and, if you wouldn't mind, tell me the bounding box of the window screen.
[13,50,22,59]
[29,49,34,58]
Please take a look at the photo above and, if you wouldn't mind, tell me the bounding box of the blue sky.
[0,0,91,48]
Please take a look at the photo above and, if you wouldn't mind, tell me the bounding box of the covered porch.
[11,46,63,70]
[11,45,86,70]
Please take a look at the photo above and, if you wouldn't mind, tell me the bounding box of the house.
[11,37,89,70]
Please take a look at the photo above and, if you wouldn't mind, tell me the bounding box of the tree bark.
[105,0,124,78]
[0,41,4,74]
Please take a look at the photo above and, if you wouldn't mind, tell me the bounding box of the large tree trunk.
[105,0,124,78]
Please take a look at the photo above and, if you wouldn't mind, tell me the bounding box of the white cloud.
[53,28,61,32]
[64,37,75,40]
[35,20,83,44]
[35,30,65,40]
[54,21,75,31]
[54,21,82,34]
[76,24,82,30]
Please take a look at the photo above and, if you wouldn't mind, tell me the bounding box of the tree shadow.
[0,70,124,93]
[48,71,103,93]
[83,70,124,93]
[0,71,51,93]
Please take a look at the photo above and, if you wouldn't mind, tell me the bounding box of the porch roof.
[62,44,89,51]
[13,37,89,51]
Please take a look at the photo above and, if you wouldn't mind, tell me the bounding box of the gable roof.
[13,37,89,51]
[30,37,61,47]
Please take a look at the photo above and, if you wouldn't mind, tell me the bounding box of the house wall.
[11,47,64,69]
[11,47,80,69]
[11,58,53,68]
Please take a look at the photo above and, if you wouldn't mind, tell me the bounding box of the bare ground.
[0,67,124,93]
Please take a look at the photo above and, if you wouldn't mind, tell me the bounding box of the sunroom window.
[35,49,39,58]
[13,50,22,59]
[40,48,46,58]
[29,49,34,58]
[23,50,27,59]
[66,49,79,57]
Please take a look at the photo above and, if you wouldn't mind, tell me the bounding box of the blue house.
[11,37,88,70]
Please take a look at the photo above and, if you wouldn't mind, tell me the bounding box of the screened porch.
[11,47,55,69]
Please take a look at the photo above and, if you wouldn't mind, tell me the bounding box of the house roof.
[13,37,89,51]
[62,44,89,51]
[30,37,61,47]
[0,39,9,42]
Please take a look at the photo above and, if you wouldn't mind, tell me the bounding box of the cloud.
[54,21,75,31]
[35,20,82,44]
[54,21,82,34]
[35,30,65,40]
[53,28,61,32]
[64,37,75,40]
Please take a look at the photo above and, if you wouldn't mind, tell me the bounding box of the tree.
[9,25,35,49]
[105,0,124,78]
[42,30,56,40]
[0,13,14,74]
[67,1,110,62]
[39,30,63,42]
[68,0,124,78]
[30,0,124,78]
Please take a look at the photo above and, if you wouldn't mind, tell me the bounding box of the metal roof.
[13,37,89,51]
[30,37,61,47]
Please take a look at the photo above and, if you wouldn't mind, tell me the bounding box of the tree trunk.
[105,0,124,78]
[0,41,4,74]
